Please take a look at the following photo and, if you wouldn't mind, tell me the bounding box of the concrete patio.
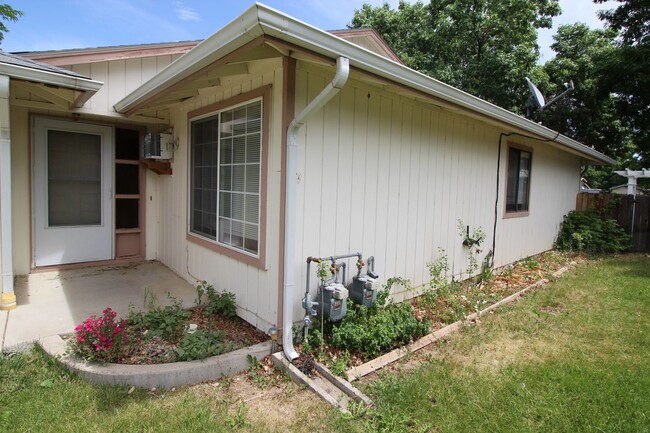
[1,261,196,352]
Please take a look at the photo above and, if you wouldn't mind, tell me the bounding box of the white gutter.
[0,62,102,108]
[282,56,349,361]
[0,75,15,310]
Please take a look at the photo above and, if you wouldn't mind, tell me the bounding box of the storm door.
[32,117,114,266]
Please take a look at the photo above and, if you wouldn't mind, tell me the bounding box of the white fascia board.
[115,2,615,165]
[0,62,102,100]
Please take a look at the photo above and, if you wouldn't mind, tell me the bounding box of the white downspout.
[0,74,15,310]
[282,57,349,361]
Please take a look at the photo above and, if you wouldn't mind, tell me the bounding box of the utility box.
[349,275,381,308]
[315,283,348,322]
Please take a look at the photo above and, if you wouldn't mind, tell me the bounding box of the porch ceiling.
[131,41,285,118]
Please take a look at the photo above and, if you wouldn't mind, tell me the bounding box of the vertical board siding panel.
[385,100,403,292]
[156,55,172,72]
[394,102,412,296]
[375,95,393,285]
[439,112,453,275]
[141,57,159,82]
[349,86,369,257]
[124,58,143,95]
[301,72,326,262]
[334,87,355,254]
[318,88,341,256]
[415,109,432,286]
[89,62,109,115]
[405,106,422,283]
[362,90,381,261]
[431,110,446,268]
[108,60,126,113]
[423,109,439,267]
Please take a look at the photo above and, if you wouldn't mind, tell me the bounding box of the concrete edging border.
[40,334,272,389]
[346,266,570,381]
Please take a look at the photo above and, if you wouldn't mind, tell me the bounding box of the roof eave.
[115,2,615,166]
[0,62,103,107]
[113,4,266,114]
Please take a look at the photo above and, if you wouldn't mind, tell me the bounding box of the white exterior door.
[32,117,114,267]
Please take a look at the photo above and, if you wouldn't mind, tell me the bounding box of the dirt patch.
[293,354,317,376]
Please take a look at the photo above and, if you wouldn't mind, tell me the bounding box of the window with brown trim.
[190,98,262,257]
[506,146,532,214]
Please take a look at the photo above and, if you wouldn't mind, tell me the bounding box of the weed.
[128,294,190,343]
[427,248,449,291]
[329,350,351,379]
[198,282,237,318]
[225,401,249,429]
[174,329,236,361]
[521,256,540,269]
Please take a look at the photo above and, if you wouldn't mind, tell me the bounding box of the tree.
[594,0,649,162]
[0,3,22,44]
[535,23,635,188]
[350,0,561,112]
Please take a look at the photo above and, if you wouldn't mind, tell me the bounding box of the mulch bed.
[119,306,267,365]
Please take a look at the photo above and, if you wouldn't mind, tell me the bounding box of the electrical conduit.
[282,57,349,361]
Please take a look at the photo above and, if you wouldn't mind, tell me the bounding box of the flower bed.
[68,283,267,365]
[296,251,580,376]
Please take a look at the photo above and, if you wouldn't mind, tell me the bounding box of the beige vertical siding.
[153,58,284,331]
[10,106,30,275]
[63,54,178,117]
[292,61,580,310]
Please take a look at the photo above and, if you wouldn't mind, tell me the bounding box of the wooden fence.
[576,193,650,252]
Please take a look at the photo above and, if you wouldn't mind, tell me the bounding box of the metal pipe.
[323,252,362,263]
[335,262,346,285]
[282,57,349,361]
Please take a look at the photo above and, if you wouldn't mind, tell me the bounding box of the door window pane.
[47,130,102,226]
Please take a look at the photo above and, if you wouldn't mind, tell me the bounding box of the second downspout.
[282,57,349,361]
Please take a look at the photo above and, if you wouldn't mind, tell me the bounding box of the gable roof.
[112,2,613,165]
[0,51,102,107]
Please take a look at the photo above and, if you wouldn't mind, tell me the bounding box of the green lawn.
[1,255,648,433]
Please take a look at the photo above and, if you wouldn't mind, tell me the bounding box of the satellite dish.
[526,77,545,108]
[524,77,574,119]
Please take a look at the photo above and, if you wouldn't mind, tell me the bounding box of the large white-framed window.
[505,144,532,216]
[187,87,269,268]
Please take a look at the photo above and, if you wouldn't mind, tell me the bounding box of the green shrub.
[555,210,631,254]
[330,302,430,359]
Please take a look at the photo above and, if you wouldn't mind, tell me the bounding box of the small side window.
[506,147,532,214]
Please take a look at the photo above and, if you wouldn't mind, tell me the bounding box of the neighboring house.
[610,184,648,195]
[0,4,613,359]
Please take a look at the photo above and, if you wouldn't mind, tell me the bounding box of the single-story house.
[0,3,613,360]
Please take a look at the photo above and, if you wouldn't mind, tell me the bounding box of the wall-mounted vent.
[143,133,174,160]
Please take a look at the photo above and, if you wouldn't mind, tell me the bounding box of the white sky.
[3,0,619,63]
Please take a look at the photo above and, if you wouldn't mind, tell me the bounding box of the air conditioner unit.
[143,133,174,160]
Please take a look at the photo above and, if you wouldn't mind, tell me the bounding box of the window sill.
[503,210,530,219]
[186,232,266,270]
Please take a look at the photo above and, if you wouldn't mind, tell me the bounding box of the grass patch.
[328,254,650,433]
[1,255,647,432]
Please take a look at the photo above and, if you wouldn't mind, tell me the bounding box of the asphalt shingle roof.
[0,50,90,79]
